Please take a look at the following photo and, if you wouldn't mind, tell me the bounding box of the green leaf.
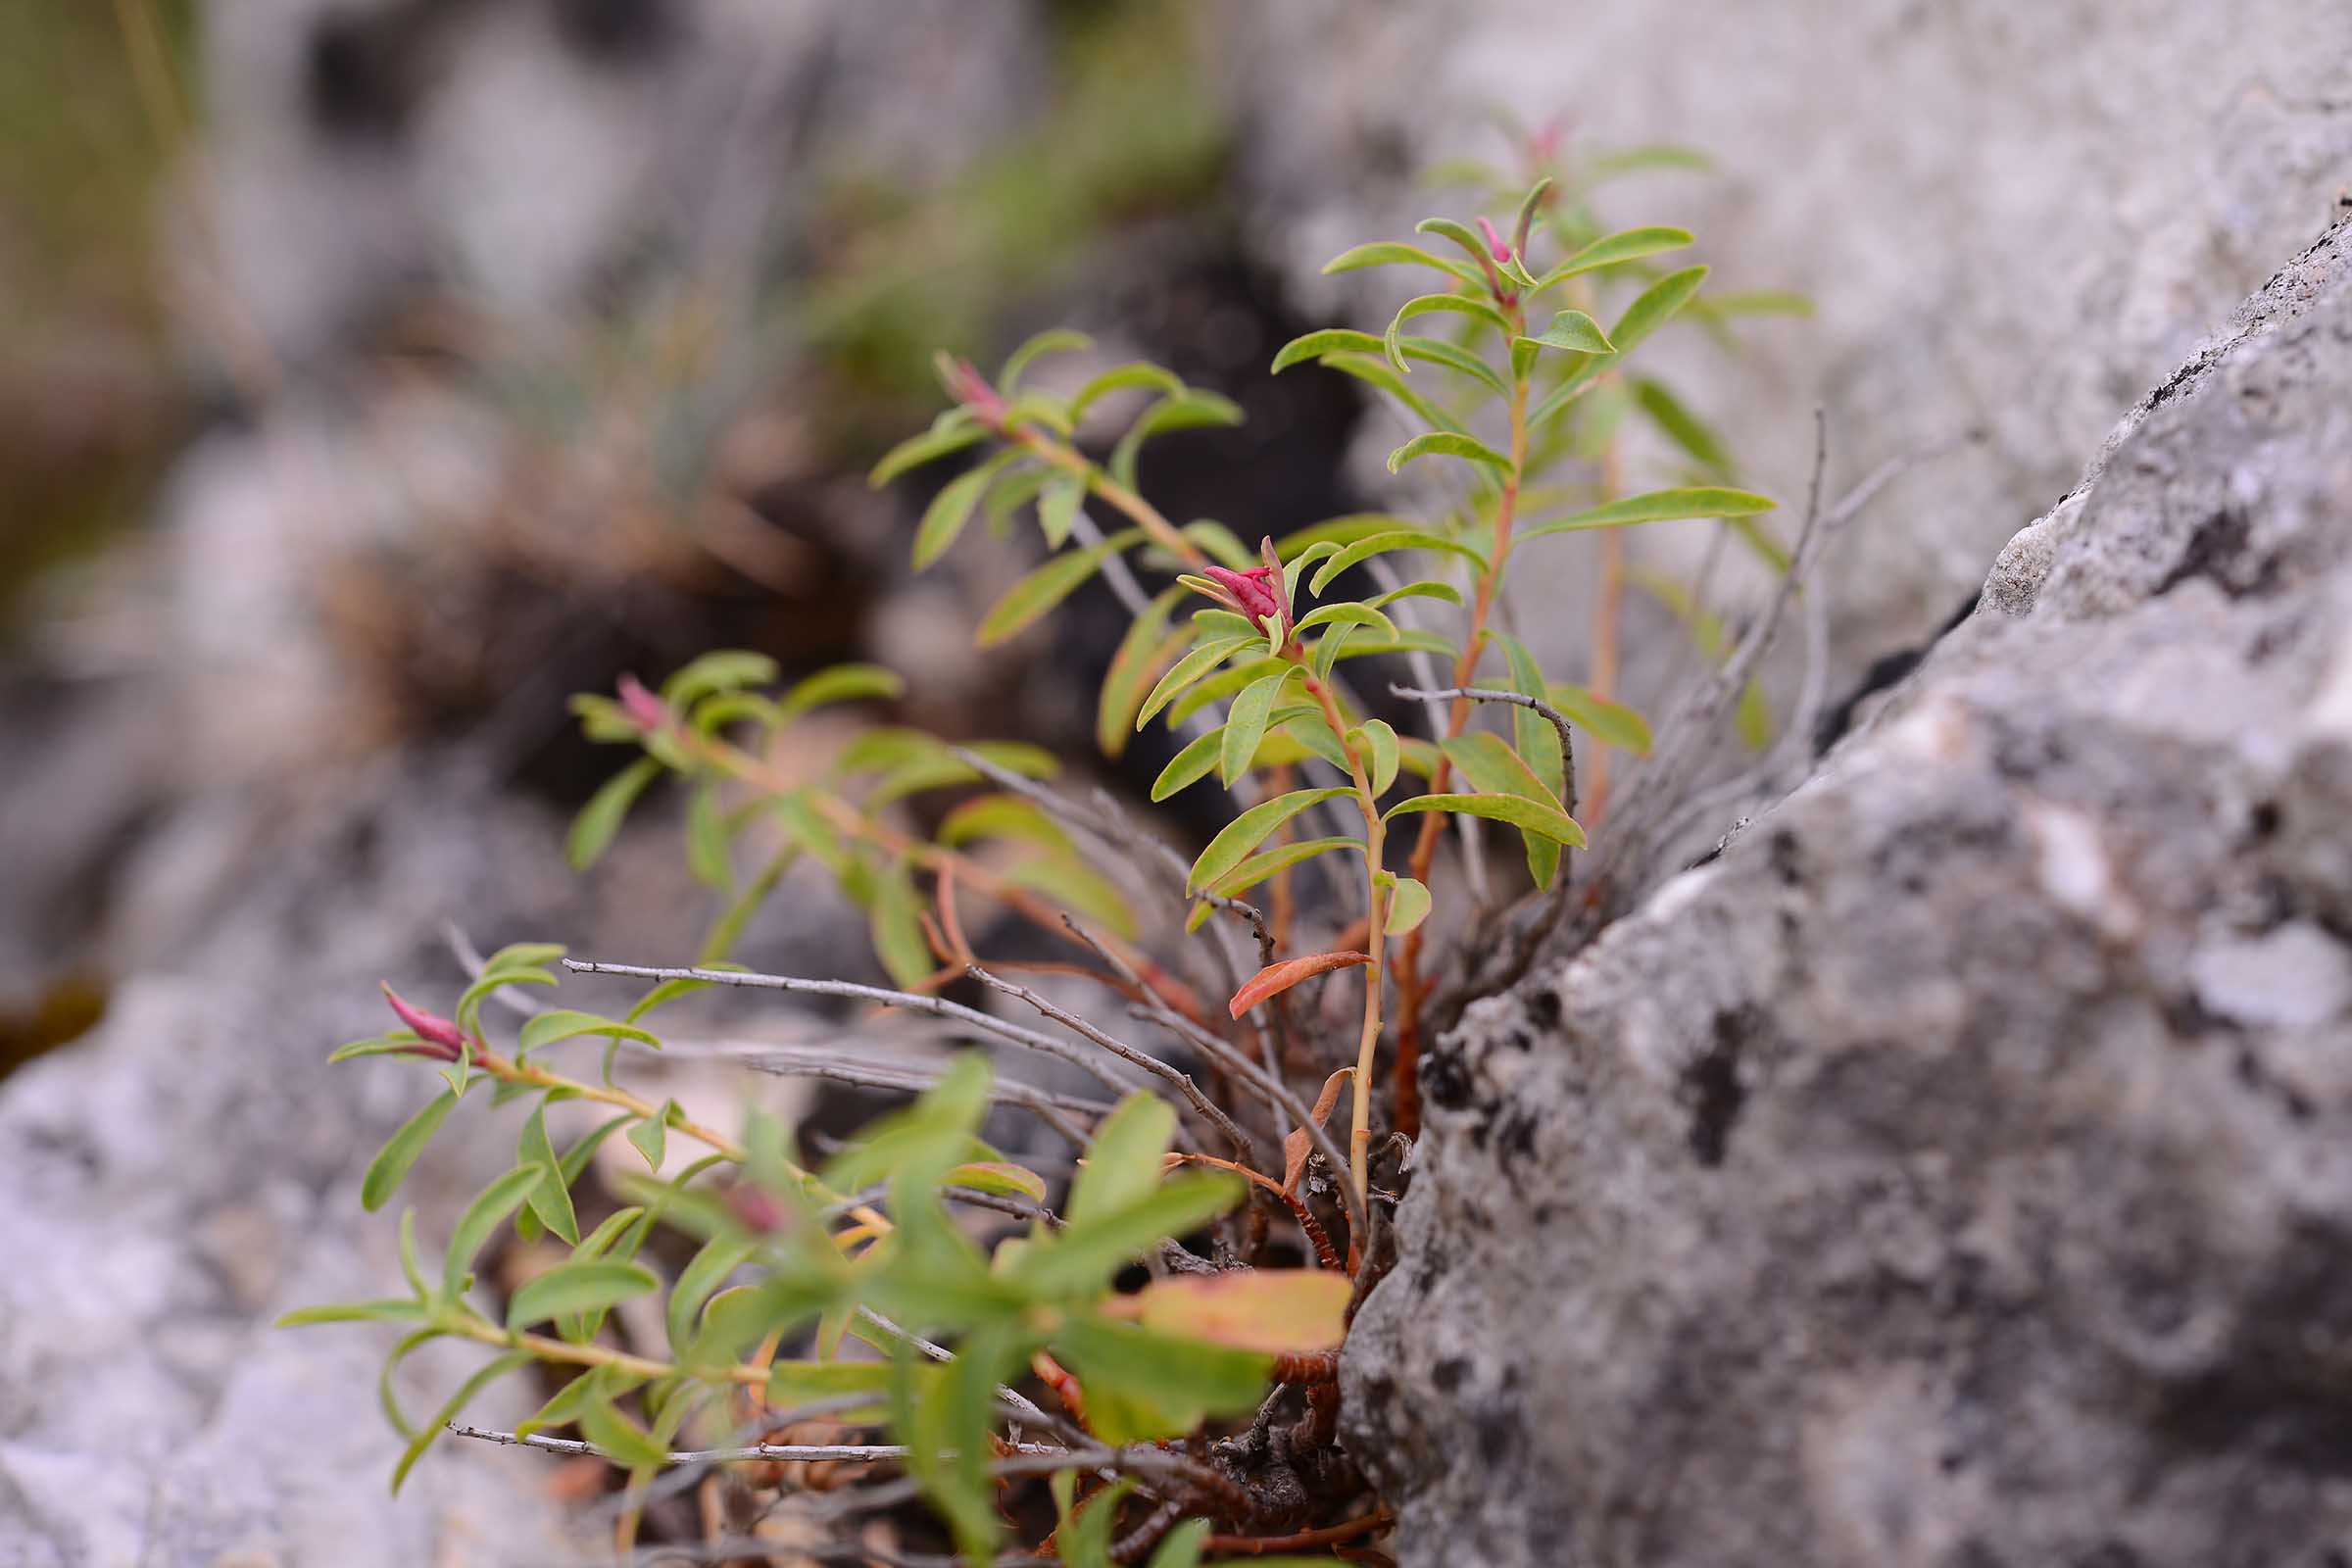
[1069,361,1184,418]
[1444,727,1566,887]
[1700,289,1815,318]
[1147,1518,1213,1568]
[1150,727,1224,802]
[1383,873,1434,935]
[1520,486,1775,543]
[1394,334,1510,397]
[1634,377,1733,476]
[1067,1093,1177,1227]
[328,1034,425,1064]
[274,1298,431,1328]
[775,662,906,726]
[1319,240,1482,285]
[684,782,732,892]
[1547,683,1654,754]
[868,858,934,990]
[517,1363,645,1440]
[362,1089,460,1213]
[1608,264,1711,357]
[999,327,1093,391]
[1386,430,1512,474]
[507,1260,659,1330]
[1137,634,1255,729]
[1038,471,1085,548]
[661,651,777,711]
[1187,787,1354,894]
[1109,391,1245,490]
[1013,1172,1244,1298]
[1002,854,1140,942]
[937,794,1075,856]
[1271,327,1385,373]
[1518,309,1615,355]
[441,1164,546,1302]
[1051,1315,1269,1446]
[1306,530,1486,596]
[1204,836,1363,899]
[516,1105,580,1247]
[1096,588,1184,758]
[1413,216,1503,274]
[1384,790,1587,848]
[566,758,662,872]
[765,1358,894,1416]
[626,1103,670,1170]
[1495,632,1566,886]
[868,416,982,488]
[667,1233,759,1355]
[1219,667,1294,787]
[912,452,1014,569]
[518,1008,662,1056]
[976,529,1145,648]
[1358,718,1400,797]
[391,1351,532,1494]
[1382,292,1510,373]
[578,1396,671,1473]
[1529,225,1694,293]
[945,1159,1049,1201]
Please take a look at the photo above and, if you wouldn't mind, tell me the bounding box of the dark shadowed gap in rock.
[1814,588,1981,754]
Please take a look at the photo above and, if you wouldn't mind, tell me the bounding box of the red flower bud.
[380,983,466,1061]
[1202,564,1287,629]
[616,673,669,733]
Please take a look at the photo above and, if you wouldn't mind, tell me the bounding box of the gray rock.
[1346,218,2352,1565]
[1225,0,2352,700]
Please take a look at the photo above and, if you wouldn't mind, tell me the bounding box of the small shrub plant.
[286,130,1788,1564]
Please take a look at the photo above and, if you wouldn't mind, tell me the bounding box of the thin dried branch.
[964,963,1260,1171]
[1062,917,1366,1241]
[672,1034,1106,1146]
[563,958,1169,1112]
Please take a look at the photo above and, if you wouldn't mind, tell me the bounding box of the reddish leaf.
[1226,952,1372,1019]
[1283,1067,1352,1198]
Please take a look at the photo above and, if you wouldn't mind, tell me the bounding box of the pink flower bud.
[726,1182,790,1237]
[616,673,669,733]
[1476,216,1512,264]
[380,983,466,1060]
[1202,564,1287,629]
[944,358,1009,426]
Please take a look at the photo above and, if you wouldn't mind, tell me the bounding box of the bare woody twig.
[963,962,1260,1171]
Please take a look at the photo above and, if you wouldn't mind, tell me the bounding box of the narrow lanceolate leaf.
[1203,836,1362,899]
[1386,430,1512,475]
[1394,335,1511,397]
[1187,788,1356,894]
[1294,602,1398,642]
[518,1009,662,1055]
[912,454,1013,569]
[1271,328,1384,373]
[516,1105,580,1247]
[977,530,1145,648]
[1382,293,1510,373]
[775,662,906,725]
[275,1298,431,1328]
[1519,486,1776,543]
[1066,1094,1177,1227]
[1219,668,1293,787]
[1038,471,1085,549]
[1383,791,1587,849]
[507,1260,660,1330]
[1150,727,1225,803]
[999,327,1094,392]
[1634,377,1733,476]
[1097,590,1185,759]
[362,1089,461,1213]
[1069,361,1184,418]
[1306,529,1486,596]
[1608,264,1711,358]
[1137,634,1255,729]
[567,757,662,872]
[1357,718,1401,797]
[945,1160,1049,1201]
[1228,952,1373,1018]
[1319,240,1483,285]
[1529,225,1694,293]
[1386,875,1434,934]
[440,1165,547,1301]
[1444,730,1566,889]
[1518,309,1615,355]
[390,1351,533,1494]
[1548,683,1655,754]
[1311,353,1469,435]
[867,416,982,489]
[1496,632,1566,887]
[626,1102,671,1170]
[869,859,934,990]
